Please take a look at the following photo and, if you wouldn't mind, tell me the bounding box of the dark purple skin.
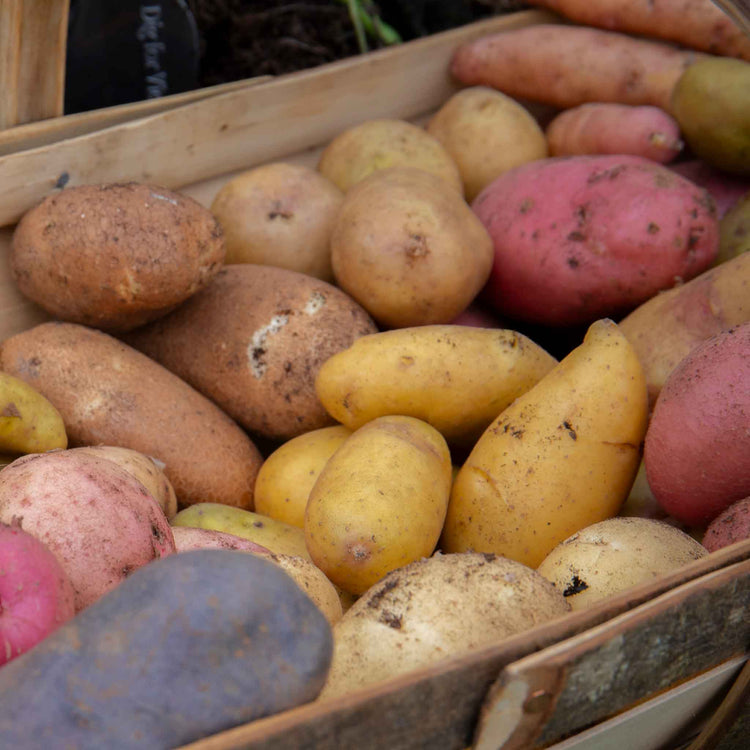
[0,549,332,749]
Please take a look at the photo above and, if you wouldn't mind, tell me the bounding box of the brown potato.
[124,265,378,441]
[10,183,225,332]
[210,163,344,281]
[426,86,548,201]
[330,167,494,328]
[0,322,262,510]
[317,119,463,194]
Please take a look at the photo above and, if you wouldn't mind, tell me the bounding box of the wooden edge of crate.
[175,541,749,750]
[0,8,560,229]
[474,557,750,750]
[0,76,273,156]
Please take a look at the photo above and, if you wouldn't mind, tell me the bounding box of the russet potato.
[442,319,649,568]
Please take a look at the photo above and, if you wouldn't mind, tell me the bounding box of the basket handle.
[0,0,70,130]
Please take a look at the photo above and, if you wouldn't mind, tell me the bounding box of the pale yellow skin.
[317,118,463,194]
[441,319,649,568]
[71,445,178,519]
[536,517,708,611]
[254,425,352,528]
[210,162,344,281]
[318,552,570,700]
[426,86,548,201]
[0,371,67,454]
[315,325,556,448]
[172,502,312,560]
[619,252,750,409]
[305,416,452,595]
[330,167,494,328]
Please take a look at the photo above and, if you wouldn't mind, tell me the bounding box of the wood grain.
[0,0,70,129]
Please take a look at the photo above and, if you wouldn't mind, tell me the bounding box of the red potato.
[473,155,719,327]
[0,522,75,665]
[171,526,271,555]
[546,104,683,163]
[644,323,750,526]
[522,0,750,61]
[0,451,176,611]
[669,160,749,218]
[702,497,750,552]
[450,24,707,112]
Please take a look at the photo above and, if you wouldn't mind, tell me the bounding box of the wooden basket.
[1,5,748,749]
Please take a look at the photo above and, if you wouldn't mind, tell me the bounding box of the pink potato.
[473,155,719,327]
[171,526,271,555]
[702,497,750,552]
[0,451,175,611]
[0,521,75,665]
[669,160,749,218]
[546,104,683,163]
[644,323,750,527]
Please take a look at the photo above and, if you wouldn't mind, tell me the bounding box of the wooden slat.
[473,558,750,750]
[174,541,749,750]
[0,9,557,228]
[0,0,70,129]
[0,76,272,156]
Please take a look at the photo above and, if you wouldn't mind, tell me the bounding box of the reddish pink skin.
[702,497,750,552]
[644,323,750,526]
[0,523,75,665]
[669,161,749,218]
[473,155,719,327]
[547,104,683,163]
[0,452,175,612]
[171,526,271,555]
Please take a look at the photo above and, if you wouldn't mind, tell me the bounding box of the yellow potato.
[315,325,556,448]
[0,371,67,454]
[426,86,548,201]
[330,167,494,328]
[172,502,312,560]
[536,517,708,610]
[305,416,452,595]
[317,118,463,194]
[254,425,352,528]
[210,162,343,281]
[441,319,648,568]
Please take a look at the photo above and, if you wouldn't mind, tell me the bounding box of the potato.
[0,370,67,454]
[210,162,343,280]
[619,252,750,408]
[10,182,225,332]
[318,552,570,700]
[172,502,312,560]
[717,190,749,265]
[426,86,548,201]
[171,526,343,626]
[317,118,463,194]
[254,425,352,528]
[0,521,75,665]
[305,415,452,595]
[536,517,708,610]
[702,497,750,552]
[330,167,494,328]
[0,550,333,748]
[442,319,648,568]
[315,325,556,448]
[669,160,749,219]
[644,323,750,526]
[71,445,178,519]
[0,450,175,611]
[124,264,377,441]
[0,322,263,510]
[473,155,720,327]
